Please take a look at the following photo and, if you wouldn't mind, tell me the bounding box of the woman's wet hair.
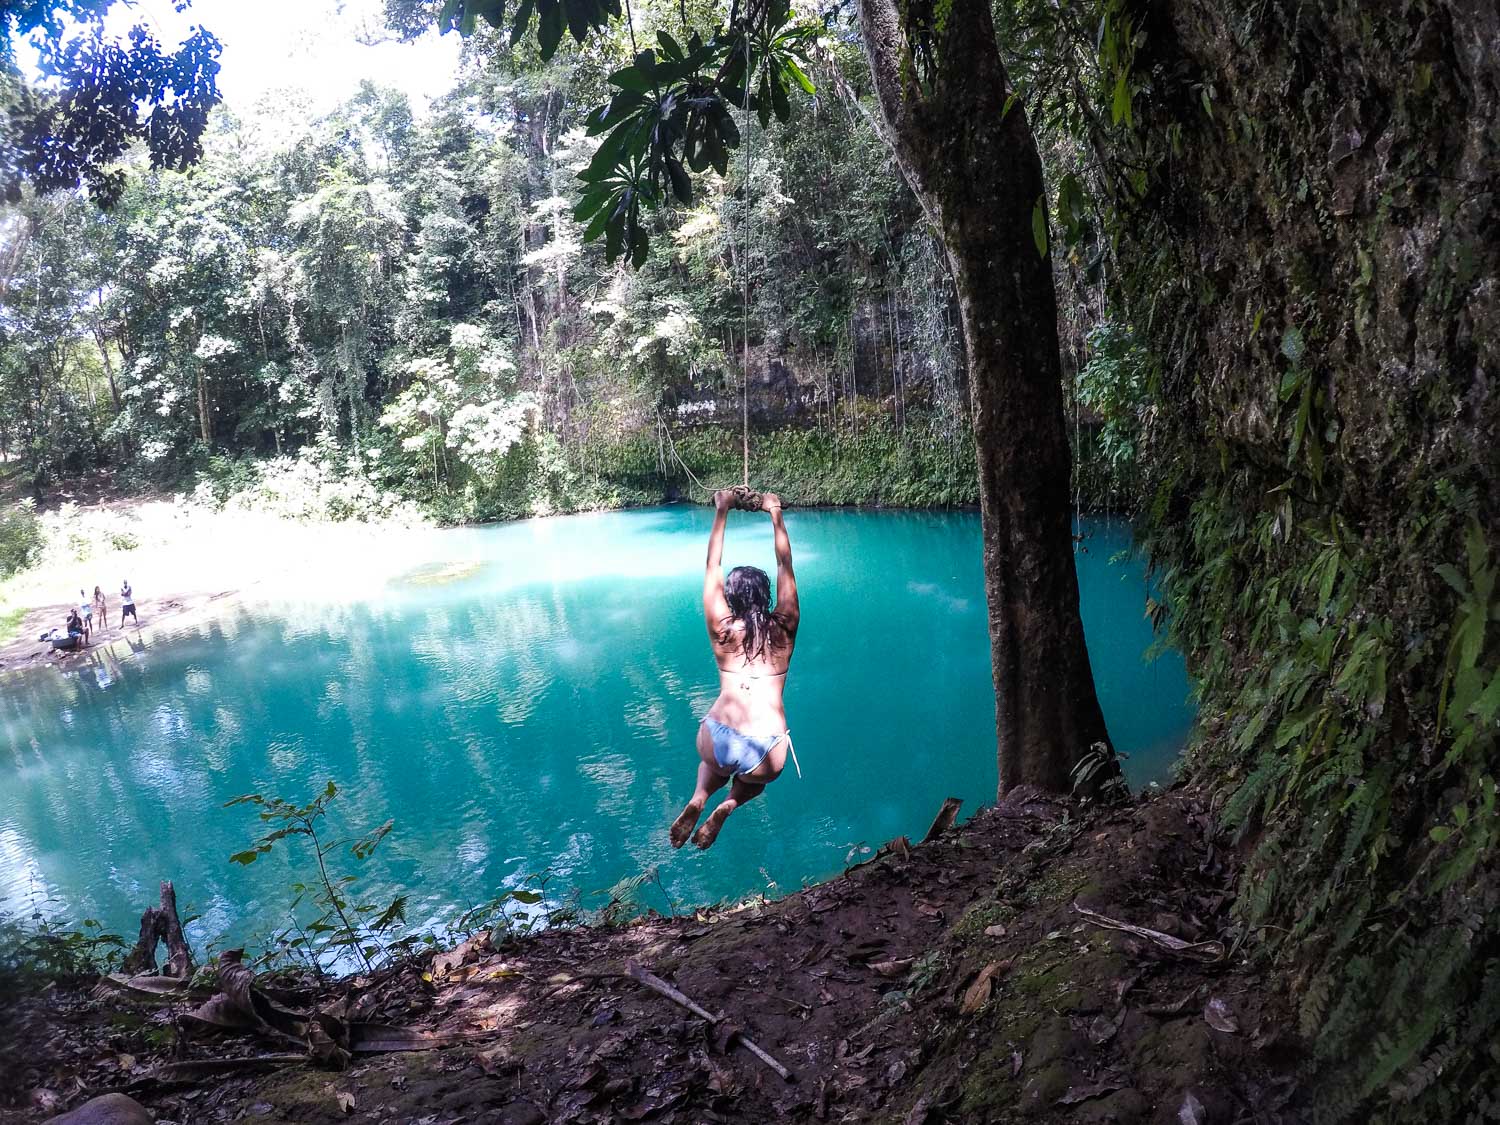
[724,565,777,659]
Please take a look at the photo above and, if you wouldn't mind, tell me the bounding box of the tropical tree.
[415,0,1116,793]
[0,0,222,204]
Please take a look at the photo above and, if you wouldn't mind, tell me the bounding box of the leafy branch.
[226,781,403,975]
[439,0,819,265]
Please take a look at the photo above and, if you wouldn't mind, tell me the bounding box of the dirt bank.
[1,788,1302,1124]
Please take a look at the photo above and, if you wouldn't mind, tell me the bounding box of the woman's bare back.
[708,615,795,732]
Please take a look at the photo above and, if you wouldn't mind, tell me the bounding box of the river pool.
[0,507,1192,951]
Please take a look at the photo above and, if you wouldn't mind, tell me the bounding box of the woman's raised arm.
[703,490,733,634]
[761,493,798,634]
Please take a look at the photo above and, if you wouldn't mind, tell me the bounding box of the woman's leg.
[671,723,730,848]
[692,776,765,849]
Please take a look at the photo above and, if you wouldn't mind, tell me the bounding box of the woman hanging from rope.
[670,487,799,849]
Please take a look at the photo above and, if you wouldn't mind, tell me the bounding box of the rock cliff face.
[663,290,964,430]
[1122,1,1498,1116]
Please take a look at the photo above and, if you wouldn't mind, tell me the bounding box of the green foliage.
[0,499,44,577]
[622,416,978,509]
[0,911,127,990]
[225,780,411,975]
[1022,0,1500,1116]
[1071,319,1148,507]
[446,876,563,941]
[457,0,820,265]
[2,2,965,520]
[435,0,616,57]
[196,447,425,525]
[1142,414,1500,1122]
[588,865,675,926]
[1,1,221,205]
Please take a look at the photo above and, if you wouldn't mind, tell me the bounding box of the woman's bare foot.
[669,799,704,848]
[692,801,735,849]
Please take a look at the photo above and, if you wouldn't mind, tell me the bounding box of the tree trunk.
[856,0,1115,794]
[196,367,213,445]
[120,880,194,978]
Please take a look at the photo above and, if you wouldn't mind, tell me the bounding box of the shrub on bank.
[0,500,44,577]
[181,416,980,529]
[192,449,427,526]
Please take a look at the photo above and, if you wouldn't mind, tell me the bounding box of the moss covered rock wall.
[1113,1,1498,1117]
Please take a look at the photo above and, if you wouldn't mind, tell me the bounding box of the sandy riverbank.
[0,498,438,675]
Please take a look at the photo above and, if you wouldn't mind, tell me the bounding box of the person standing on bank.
[669,489,800,850]
[120,579,139,627]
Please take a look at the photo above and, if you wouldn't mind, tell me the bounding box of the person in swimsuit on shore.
[670,488,799,850]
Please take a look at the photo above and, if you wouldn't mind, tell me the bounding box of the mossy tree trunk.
[855,0,1114,794]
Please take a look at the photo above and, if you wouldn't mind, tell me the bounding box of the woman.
[670,488,800,850]
[93,585,108,630]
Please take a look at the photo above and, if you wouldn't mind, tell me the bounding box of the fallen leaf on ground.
[1057,1081,1124,1105]
[1203,997,1239,1033]
[904,1093,934,1124]
[335,1091,355,1114]
[960,961,1011,1014]
[1088,1008,1127,1045]
[1113,970,1143,1005]
[1146,989,1200,1016]
[1179,1089,1207,1125]
[984,923,1007,937]
[871,958,913,977]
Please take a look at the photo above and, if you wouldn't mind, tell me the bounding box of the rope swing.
[656,22,763,514]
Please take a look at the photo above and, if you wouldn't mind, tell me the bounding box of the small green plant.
[0,910,126,988]
[589,866,676,926]
[447,875,555,941]
[226,781,407,975]
[906,949,949,994]
[1071,742,1130,806]
[1074,319,1149,495]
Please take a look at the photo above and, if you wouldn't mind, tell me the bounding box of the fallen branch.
[922,797,963,843]
[1071,902,1226,962]
[624,960,793,1082]
[143,1054,308,1085]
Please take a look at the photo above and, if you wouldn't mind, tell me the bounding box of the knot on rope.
[729,485,763,512]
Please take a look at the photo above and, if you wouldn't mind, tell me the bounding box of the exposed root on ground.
[1,788,1303,1124]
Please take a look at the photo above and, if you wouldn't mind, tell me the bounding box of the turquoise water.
[0,508,1192,950]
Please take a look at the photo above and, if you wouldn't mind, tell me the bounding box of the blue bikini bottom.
[704,717,789,779]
